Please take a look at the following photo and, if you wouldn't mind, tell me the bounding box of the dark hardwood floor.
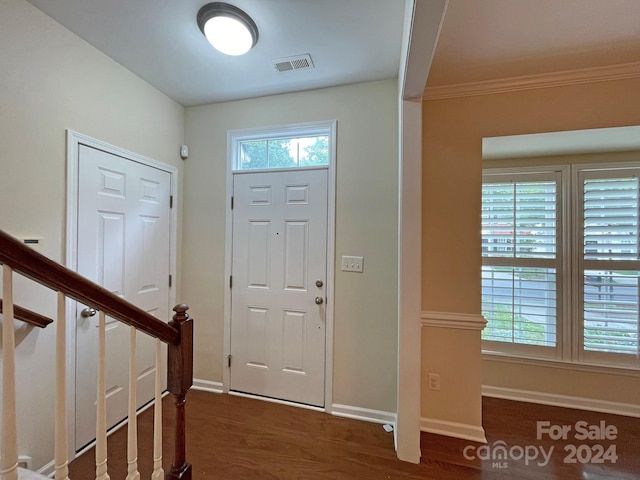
[69,390,640,479]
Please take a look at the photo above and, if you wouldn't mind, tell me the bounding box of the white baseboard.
[420,417,487,444]
[36,459,54,478]
[16,467,51,479]
[331,404,396,426]
[483,385,640,418]
[192,378,224,394]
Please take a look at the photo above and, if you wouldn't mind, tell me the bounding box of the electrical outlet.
[341,255,364,273]
[428,373,441,391]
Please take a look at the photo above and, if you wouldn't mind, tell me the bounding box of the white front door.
[230,169,328,406]
[75,144,171,450]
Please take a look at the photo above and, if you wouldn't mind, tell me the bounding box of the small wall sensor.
[180,144,189,160]
[18,237,44,252]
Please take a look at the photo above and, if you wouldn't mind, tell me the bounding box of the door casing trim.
[65,130,178,456]
[223,120,337,412]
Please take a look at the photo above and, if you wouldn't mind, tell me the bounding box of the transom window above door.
[239,135,329,170]
[229,121,335,172]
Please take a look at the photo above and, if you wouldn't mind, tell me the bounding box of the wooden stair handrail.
[0,299,54,328]
[0,229,179,345]
[1,228,193,480]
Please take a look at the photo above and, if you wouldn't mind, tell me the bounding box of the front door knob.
[315,296,324,305]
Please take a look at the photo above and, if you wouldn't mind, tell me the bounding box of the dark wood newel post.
[166,304,193,480]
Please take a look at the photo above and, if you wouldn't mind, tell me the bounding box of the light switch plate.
[342,255,364,273]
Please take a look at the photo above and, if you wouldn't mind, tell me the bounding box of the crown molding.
[421,311,487,331]
[423,62,640,101]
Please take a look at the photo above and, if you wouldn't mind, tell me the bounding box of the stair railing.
[0,229,193,480]
[0,300,53,328]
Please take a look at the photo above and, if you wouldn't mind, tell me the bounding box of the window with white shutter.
[577,167,640,367]
[482,162,640,370]
[481,170,563,358]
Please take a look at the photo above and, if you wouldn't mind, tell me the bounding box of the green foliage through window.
[239,135,329,170]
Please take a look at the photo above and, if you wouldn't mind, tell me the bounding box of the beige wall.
[421,327,483,427]
[421,77,640,421]
[0,0,185,470]
[183,79,399,412]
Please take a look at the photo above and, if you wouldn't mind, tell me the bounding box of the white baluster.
[151,338,164,480]
[1,265,18,480]
[95,311,110,480]
[55,292,69,480]
[125,327,140,480]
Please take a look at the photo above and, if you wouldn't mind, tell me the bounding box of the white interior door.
[230,169,328,407]
[75,144,171,451]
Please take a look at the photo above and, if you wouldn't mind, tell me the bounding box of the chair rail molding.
[421,311,487,331]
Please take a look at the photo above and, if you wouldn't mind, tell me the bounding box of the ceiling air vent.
[272,54,314,73]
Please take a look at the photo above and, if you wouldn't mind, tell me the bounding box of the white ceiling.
[25,0,640,107]
[25,0,406,107]
[428,0,640,86]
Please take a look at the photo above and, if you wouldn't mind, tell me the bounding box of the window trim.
[482,350,640,378]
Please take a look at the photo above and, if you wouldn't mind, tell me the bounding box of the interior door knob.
[315,296,324,305]
[81,307,97,318]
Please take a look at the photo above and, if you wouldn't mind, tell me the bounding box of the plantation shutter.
[481,171,561,356]
[579,169,640,362]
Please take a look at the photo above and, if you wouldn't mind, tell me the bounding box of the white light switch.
[342,255,364,273]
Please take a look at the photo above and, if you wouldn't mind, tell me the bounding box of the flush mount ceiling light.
[197,2,259,56]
